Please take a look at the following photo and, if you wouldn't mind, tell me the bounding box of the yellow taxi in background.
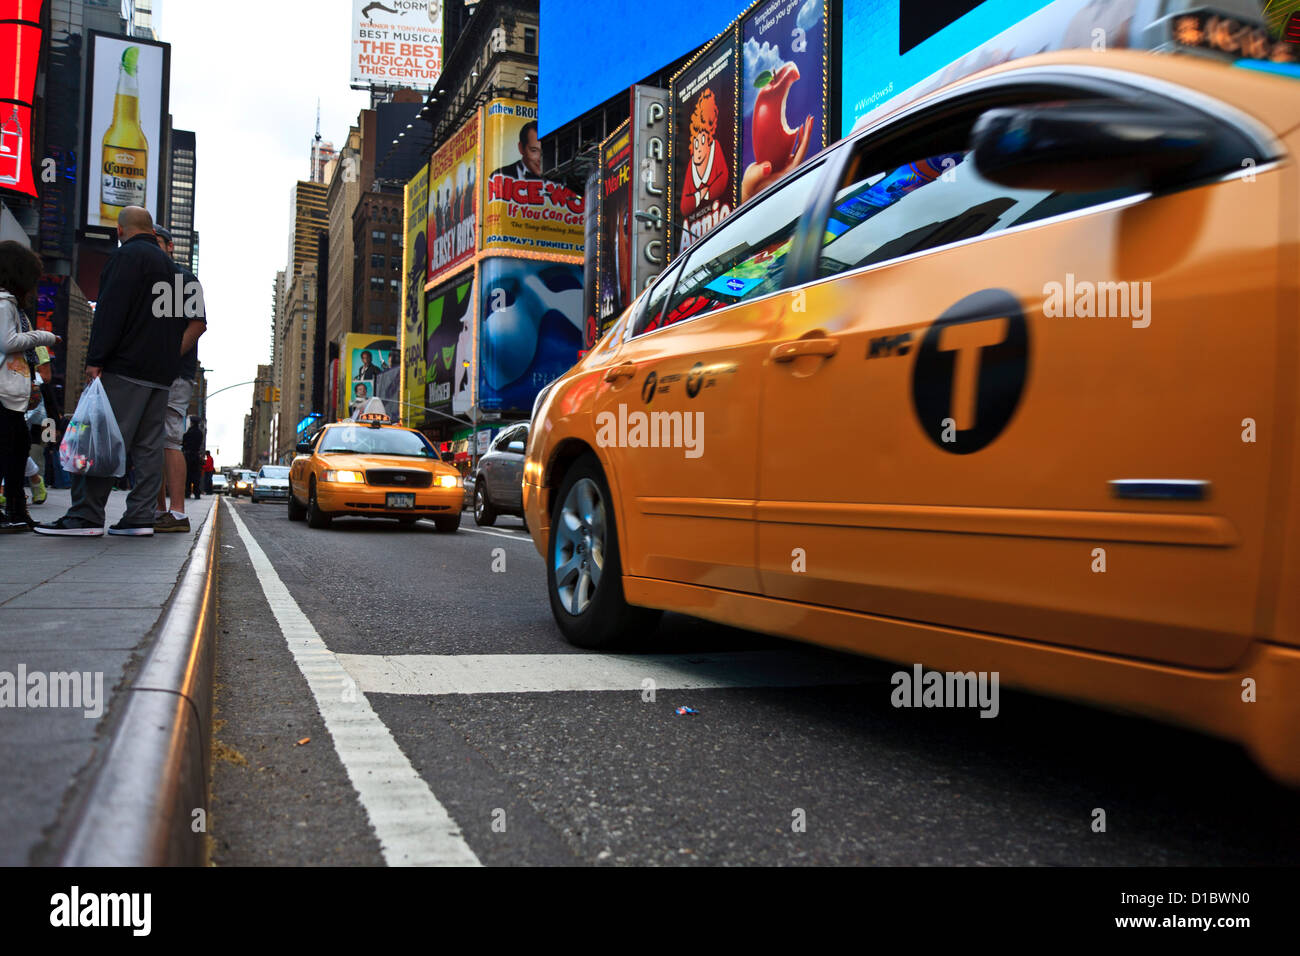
[524,50,1300,784]
[289,401,463,532]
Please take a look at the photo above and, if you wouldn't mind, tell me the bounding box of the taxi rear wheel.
[307,480,332,529]
[547,453,660,649]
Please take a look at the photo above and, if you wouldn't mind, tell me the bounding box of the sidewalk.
[0,487,216,865]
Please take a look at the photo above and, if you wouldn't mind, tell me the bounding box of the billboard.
[597,120,632,337]
[0,1,43,197]
[343,332,398,418]
[426,114,477,285]
[84,33,169,234]
[402,162,429,427]
[741,0,829,202]
[350,0,443,90]
[478,257,583,413]
[425,272,473,417]
[539,0,743,135]
[669,30,739,257]
[482,98,585,259]
[581,168,600,350]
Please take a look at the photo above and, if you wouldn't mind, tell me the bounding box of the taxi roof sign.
[354,397,392,424]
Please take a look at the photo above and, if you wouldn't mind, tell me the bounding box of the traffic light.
[273,387,281,402]
[262,386,272,403]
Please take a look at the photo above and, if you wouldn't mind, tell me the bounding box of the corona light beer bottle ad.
[84,33,169,231]
[100,47,148,220]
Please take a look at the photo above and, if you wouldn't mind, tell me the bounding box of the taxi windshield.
[319,426,437,458]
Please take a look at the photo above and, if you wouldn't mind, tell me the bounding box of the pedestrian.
[36,205,203,537]
[0,240,58,534]
[151,225,206,533]
[182,417,203,499]
[25,344,54,505]
[202,449,215,494]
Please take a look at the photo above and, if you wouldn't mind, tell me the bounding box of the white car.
[251,465,291,504]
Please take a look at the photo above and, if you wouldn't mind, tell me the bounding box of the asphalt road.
[209,495,1300,866]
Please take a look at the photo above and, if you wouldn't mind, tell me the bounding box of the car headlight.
[435,474,461,488]
[324,470,365,483]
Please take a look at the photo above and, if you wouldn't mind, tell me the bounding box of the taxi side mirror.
[296,441,312,454]
[971,101,1213,194]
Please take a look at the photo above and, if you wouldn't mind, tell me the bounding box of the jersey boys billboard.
[350,0,443,90]
[426,115,478,286]
[482,98,585,259]
[669,31,739,257]
[596,121,632,336]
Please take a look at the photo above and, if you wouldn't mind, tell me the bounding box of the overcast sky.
[164,1,370,468]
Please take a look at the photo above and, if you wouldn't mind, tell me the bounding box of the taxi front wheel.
[287,487,305,521]
[307,480,332,529]
[547,453,660,649]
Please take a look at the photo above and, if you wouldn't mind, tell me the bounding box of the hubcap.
[554,477,605,616]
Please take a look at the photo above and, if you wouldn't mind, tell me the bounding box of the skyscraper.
[167,127,196,271]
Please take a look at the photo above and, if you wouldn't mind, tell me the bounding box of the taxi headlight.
[436,474,461,488]
[324,470,365,483]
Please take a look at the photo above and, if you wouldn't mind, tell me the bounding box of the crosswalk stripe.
[227,507,480,867]
[335,651,878,696]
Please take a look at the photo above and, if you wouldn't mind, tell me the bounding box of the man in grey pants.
[36,206,203,537]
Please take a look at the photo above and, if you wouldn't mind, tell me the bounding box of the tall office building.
[311,139,338,184]
[167,127,197,272]
[123,0,158,39]
[287,180,328,281]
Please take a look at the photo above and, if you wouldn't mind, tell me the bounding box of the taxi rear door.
[755,81,1282,670]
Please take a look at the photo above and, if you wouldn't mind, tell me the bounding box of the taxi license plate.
[387,493,415,509]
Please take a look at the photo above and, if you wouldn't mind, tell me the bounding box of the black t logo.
[911,289,1029,454]
[685,363,704,398]
[641,370,658,404]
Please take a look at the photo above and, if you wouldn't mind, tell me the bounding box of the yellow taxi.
[289,400,463,531]
[524,49,1300,784]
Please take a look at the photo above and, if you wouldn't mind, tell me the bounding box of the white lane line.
[226,507,480,867]
[335,651,877,696]
[460,526,533,542]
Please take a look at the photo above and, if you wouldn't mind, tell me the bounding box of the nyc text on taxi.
[524,51,1300,784]
[289,408,463,532]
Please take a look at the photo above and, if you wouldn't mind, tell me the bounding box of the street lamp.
[463,359,478,478]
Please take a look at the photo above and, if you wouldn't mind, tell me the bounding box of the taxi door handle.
[770,337,840,363]
[604,363,637,382]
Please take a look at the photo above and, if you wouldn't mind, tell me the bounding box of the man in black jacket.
[36,206,204,537]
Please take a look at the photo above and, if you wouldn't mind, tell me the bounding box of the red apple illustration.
[752,62,806,170]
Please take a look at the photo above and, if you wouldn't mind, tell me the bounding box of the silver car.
[251,465,291,504]
[473,422,527,527]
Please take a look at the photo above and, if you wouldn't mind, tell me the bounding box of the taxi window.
[631,259,686,339]
[663,165,820,328]
[818,145,1133,279]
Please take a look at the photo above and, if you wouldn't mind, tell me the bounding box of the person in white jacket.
[0,240,58,533]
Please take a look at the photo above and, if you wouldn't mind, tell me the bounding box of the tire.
[397,517,419,528]
[306,480,332,529]
[288,490,306,522]
[434,512,461,533]
[474,482,497,526]
[547,453,660,649]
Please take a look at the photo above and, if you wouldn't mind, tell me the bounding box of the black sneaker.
[107,520,155,537]
[0,520,31,534]
[34,516,105,537]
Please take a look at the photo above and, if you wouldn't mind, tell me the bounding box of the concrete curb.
[58,496,222,866]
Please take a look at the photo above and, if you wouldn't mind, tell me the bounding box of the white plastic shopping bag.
[59,378,126,477]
